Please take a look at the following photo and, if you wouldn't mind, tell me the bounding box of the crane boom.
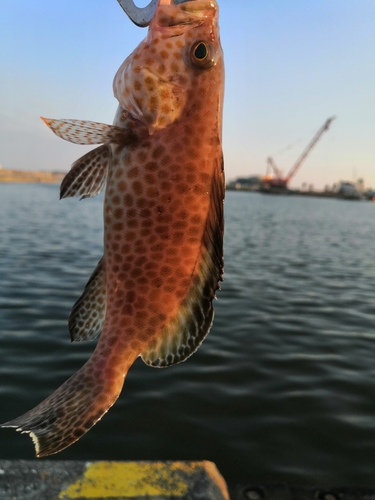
[267,157,282,179]
[262,116,335,192]
[286,116,335,182]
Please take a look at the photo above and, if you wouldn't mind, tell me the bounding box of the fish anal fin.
[41,117,138,146]
[69,258,106,342]
[141,295,214,368]
[141,155,225,368]
[60,145,109,200]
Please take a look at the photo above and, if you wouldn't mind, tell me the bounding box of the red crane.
[262,116,336,191]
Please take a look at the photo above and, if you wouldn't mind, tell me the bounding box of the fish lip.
[156,1,217,27]
[178,0,217,14]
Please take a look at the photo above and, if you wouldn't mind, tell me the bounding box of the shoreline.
[226,186,374,201]
[0,169,65,184]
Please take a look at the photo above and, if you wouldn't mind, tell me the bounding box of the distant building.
[336,182,360,199]
[355,178,365,193]
[364,189,375,201]
[226,176,261,191]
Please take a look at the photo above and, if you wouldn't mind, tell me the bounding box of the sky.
[0,0,374,190]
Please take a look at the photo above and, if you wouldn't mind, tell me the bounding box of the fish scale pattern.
[2,0,224,457]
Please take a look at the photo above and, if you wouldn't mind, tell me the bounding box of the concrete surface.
[0,460,230,500]
[231,484,375,500]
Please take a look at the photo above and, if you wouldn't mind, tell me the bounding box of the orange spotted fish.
[2,0,224,457]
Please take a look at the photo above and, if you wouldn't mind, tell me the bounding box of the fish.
[1,0,225,457]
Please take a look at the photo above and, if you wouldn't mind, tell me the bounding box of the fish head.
[113,0,223,134]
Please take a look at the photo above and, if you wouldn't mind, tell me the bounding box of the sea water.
[1,183,375,486]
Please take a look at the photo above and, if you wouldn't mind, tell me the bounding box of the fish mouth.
[178,1,217,14]
[156,1,217,27]
[161,0,215,7]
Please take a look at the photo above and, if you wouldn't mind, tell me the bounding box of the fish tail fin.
[1,350,135,457]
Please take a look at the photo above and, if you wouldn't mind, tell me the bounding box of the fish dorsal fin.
[41,117,136,145]
[60,145,109,200]
[69,258,106,342]
[141,156,225,367]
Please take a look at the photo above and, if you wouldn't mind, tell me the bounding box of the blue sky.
[0,0,374,189]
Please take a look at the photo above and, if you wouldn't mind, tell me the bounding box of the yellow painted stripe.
[59,461,196,499]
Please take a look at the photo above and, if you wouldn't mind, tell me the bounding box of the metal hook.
[117,0,193,27]
[117,0,158,27]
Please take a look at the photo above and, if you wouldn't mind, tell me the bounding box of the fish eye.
[194,42,208,60]
[190,41,216,69]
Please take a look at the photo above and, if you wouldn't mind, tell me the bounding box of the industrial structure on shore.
[261,116,335,193]
[227,115,375,200]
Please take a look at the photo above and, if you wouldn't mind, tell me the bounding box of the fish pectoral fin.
[60,145,109,200]
[41,117,136,145]
[69,257,106,342]
[141,155,225,368]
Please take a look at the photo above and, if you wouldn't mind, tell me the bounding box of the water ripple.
[1,186,375,486]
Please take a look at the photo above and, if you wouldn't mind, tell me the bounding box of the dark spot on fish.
[117,181,127,192]
[145,173,156,185]
[113,222,124,231]
[130,267,143,278]
[158,63,166,75]
[124,194,134,207]
[145,161,158,172]
[137,151,148,162]
[145,77,155,92]
[114,253,122,263]
[161,154,172,166]
[171,62,180,72]
[141,220,152,229]
[132,181,143,196]
[114,208,124,220]
[127,208,137,218]
[146,187,158,198]
[140,208,151,218]
[136,197,147,208]
[125,231,137,242]
[152,145,166,160]
[126,291,136,303]
[160,188,172,199]
[149,96,159,112]
[133,80,142,91]
[127,167,139,179]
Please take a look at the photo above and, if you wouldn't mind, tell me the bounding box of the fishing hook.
[117,0,193,27]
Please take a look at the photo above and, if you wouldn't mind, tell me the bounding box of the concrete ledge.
[0,460,230,500]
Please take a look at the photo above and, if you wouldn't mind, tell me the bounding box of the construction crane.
[262,116,336,191]
[264,157,285,188]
